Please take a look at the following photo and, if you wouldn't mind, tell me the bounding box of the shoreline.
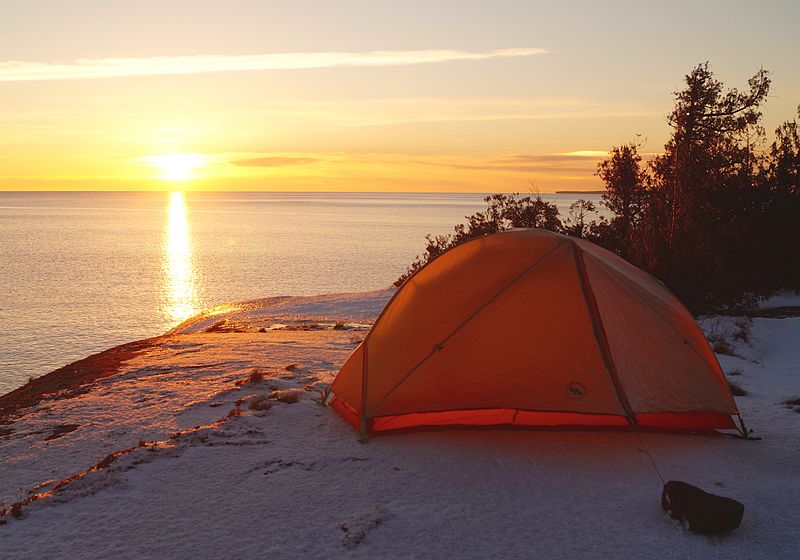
[0,288,394,414]
[0,337,163,421]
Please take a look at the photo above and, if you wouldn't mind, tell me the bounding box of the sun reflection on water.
[162,191,199,325]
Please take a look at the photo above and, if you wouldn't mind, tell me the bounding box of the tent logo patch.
[565,382,586,399]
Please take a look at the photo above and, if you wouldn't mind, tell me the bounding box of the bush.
[395,193,561,286]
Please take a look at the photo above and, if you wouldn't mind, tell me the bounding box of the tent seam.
[571,241,638,424]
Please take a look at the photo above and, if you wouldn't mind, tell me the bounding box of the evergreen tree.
[596,143,647,256]
[757,108,800,291]
[646,63,770,309]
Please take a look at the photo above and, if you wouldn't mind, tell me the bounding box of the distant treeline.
[397,63,800,313]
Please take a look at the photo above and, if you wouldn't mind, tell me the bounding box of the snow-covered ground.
[1,290,798,559]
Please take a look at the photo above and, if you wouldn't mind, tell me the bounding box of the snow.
[759,290,800,309]
[1,289,799,559]
[172,288,394,334]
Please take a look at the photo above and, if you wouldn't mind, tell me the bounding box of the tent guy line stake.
[736,413,749,439]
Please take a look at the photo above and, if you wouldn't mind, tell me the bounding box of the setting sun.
[145,153,205,181]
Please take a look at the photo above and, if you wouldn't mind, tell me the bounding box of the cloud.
[556,150,610,158]
[0,48,547,82]
[233,156,322,167]
[225,151,609,176]
[414,153,607,174]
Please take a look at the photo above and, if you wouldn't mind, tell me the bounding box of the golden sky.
[1,1,798,192]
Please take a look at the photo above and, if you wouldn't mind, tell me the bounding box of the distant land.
[555,190,605,194]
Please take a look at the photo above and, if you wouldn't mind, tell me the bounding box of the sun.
[145,153,205,181]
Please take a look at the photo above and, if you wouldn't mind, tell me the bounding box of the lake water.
[0,191,600,394]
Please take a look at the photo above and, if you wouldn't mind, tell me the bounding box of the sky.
[0,0,798,192]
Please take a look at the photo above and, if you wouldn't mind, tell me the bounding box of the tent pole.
[571,242,638,424]
[360,341,370,443]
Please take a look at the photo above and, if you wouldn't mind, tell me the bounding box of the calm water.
[0,191,599,394]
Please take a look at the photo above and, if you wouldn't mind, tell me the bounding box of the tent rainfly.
[330,229,744,438]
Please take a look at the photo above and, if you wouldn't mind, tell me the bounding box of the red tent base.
[330,396,736,435]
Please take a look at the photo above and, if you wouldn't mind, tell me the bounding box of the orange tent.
[330,229,742,437]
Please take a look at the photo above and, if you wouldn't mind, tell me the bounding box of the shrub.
[395,193,561,286]
[247,368,265,384]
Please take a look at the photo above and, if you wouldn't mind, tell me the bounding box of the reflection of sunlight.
[162,191,199,325]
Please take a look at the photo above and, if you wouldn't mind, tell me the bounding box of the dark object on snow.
[661,480,744,534]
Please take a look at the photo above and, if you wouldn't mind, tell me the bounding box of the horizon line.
[0,188,606,195]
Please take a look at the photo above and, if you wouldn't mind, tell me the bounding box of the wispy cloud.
[414,153,607,173]
[556,150,610,158]
[233,155,322,167]
[0,48,547,82]
[223,151,606,176]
